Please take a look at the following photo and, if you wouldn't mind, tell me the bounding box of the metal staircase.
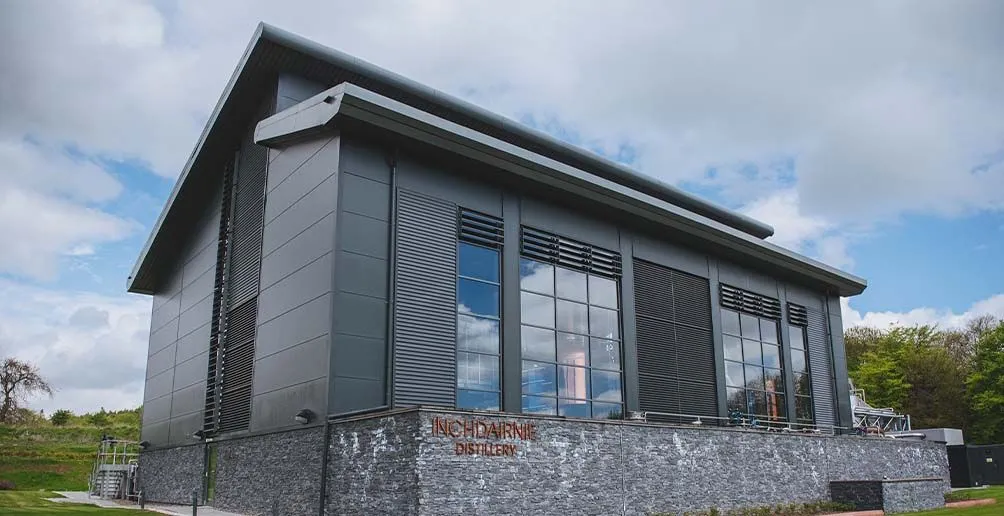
[88,438,141,501]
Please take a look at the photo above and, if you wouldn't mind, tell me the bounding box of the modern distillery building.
[132,23,949,515]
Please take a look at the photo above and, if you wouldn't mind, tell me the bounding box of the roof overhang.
[255,83,867,297]
[127,22,864,296]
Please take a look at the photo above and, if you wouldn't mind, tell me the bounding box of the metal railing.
[637,410,848,434]
[88,438,142,500]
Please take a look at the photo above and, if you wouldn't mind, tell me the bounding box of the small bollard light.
[139,490,145,509]
[191,489,198,516]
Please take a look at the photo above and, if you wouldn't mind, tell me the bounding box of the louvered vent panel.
[217,298,257,433]
[673,270,712,329]
[806,307,835,428]
[633,258,717,420]
[227,125,268,308]
[788,303,808,327]
[633,260,674,321]
[203,165,234,434]
[393,189,458,407]
[720,284,782,319]
[520,227,621,278]
[458,209,503,248]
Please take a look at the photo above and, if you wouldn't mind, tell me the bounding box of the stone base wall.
[882,479,945,514]
[138,444,204,504]
[326,412,420,515]
[214,426,325,516]
[324,409,950,516]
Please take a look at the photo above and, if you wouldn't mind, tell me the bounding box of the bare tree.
[0,357,53,424]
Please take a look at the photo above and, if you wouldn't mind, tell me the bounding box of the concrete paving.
[49,492,247,516]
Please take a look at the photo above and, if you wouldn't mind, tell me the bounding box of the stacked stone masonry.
[213,427,325,515]
[139,408,949,515]
[138,444,204,504]
[325,409,950,515]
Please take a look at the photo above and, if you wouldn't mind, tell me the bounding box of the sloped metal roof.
[128,23,864,296]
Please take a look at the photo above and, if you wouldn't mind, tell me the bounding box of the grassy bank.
[0,424,138,491]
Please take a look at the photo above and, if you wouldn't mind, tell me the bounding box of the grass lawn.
[0,491,152,515]
[0,425,137,491]
[909,485,1004,516]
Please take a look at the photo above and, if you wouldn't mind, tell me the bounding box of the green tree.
[50,409,72,426]
[966,321,1004,444]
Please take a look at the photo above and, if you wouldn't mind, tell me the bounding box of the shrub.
[0,480,16,490]
[50,409,72,426]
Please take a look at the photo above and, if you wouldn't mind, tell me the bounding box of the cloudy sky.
[1,1,1002,414]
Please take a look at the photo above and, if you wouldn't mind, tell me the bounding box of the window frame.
[455,241,503,411]
[519,257,625,420]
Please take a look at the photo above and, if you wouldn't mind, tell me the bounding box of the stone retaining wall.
[325,408,950,515]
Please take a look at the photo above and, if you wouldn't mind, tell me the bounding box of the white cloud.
[0,280,151,414]
[0,186,136,280]
[842,294,1004,331]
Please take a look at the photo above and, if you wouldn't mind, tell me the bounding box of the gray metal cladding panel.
[336,251,388,299]
[182,241,218,287]
[806,307,836,426]
[144,369,174,402]
[277,73,327,110]
[259,213,335,290]
[148,318,179,356]
[678,379,719,417]
[175,321,210,365]
[393,189,457,408]
[152,288,179,313]
[173,351,209,391]
[331,334,385,381]
[263,142,338,224]
[179,268,215,314]
[167,412,202,444]
[634,258,717,418]
[143,393,172,425]
[339,137,391,184]
[150,295,180,335]
[141,420,170,446]
[636,316,678,378]
[785,284,826,311]
[256,293,332,358]
[249,377,327,432]
[634,261,675,321]
[339,212,390,259]
[267,137,331,191]
[252,335,329,396]
[178,294,213,340]
[520,198,619,250]
[331,377,385,414]
[171,381,207,418]
[261,174,338,257]
[340,172,391,222]
[333,292,388,340]
[396,155,501,215]
[673,270,713,328]
[257,252,333,324]
[633,235,709,279]
[147,344,176,379]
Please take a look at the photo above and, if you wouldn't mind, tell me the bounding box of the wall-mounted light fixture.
[294,409,315,425]
[139,440,151,449]
[190,430,206,440]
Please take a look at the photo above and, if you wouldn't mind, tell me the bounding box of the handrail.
[639,410,849,433]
